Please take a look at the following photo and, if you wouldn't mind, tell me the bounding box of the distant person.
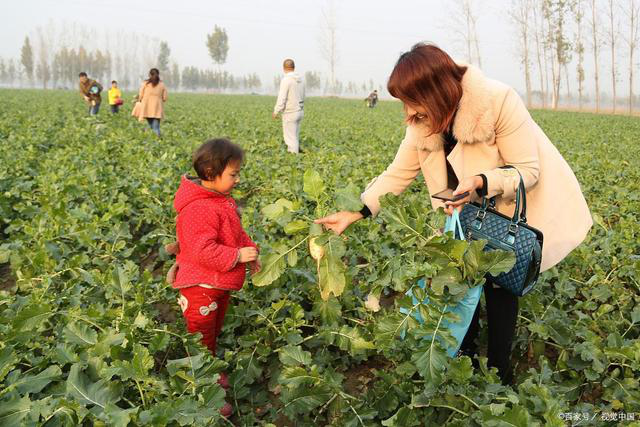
[108,80,123,114]
[78,72,102,116]
[273,58,305,153]
[365,90,378,108]
[166,138,261,418]
[136,68,168,136]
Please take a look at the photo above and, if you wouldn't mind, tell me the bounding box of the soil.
[0,262,16,290]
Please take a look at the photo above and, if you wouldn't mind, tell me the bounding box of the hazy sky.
[1,0,629,97]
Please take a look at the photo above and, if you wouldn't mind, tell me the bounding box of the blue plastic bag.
[400,210,483,357]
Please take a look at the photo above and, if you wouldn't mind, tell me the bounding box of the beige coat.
[361,65,592,272]
[137,81,168,119]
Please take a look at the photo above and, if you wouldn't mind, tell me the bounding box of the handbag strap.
[480,166,528,224]
[444,209,466,240]
[501,166,527,224]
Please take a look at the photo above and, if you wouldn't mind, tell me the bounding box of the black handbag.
[459,166,543,296]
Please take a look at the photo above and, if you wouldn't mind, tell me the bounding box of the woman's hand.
[314,211,363,235]
[444,176,484,215]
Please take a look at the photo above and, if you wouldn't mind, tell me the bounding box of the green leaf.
[481,250,517,277]
[280,385,332,417]
[101,403,138,427]
[313,296,342,325]
[382,407,420,427]
[252,251,286,287]
[284,219,308,235]
[66,363,121,410]
[14,365,62,395]
[0,396,31,426]
[482,404,533,427]
[318,253,346,300]
[12,302,51,332]
[0,347,18,382]
[63,322,98,346]
[303,169,325,200]
[335,183,364,211]
[279,345,312,366]
[413,341,447,385]
[287,248,298,267]
[431,267,464,295]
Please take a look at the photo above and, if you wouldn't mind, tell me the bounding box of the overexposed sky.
[1,0,631,97]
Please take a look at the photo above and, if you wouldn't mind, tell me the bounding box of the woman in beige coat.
[136,68,168,136]
[316,43,592,384]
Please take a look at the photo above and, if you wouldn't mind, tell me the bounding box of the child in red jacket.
[167,139,260,413]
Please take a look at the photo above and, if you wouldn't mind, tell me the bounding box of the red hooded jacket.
[173,175,258,290]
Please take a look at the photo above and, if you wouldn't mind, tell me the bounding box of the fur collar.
[414,64,495,151]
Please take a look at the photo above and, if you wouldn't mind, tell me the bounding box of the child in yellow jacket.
[108,81,123,114]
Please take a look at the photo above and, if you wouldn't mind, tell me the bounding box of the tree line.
[508,0,639,113]
[0,22,380,97]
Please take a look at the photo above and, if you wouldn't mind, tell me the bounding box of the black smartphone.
[432,189,469,202]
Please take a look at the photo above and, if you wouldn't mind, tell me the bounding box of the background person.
[315,43,592,385]
[78,72,102,116]
[273,58,305,153]
[108,80,122,114]
[365,89,378,108]
[137,68,168,136]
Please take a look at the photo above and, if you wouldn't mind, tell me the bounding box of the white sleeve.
[274,78,289,114]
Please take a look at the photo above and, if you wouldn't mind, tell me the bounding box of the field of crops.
[0,89,639,426]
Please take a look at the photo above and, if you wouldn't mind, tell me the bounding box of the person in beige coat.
[316,43,592,384]
[135,68,168,136]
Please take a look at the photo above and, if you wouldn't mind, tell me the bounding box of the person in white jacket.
[273,59,305,153]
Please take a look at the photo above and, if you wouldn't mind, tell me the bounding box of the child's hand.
[250,260,262,275]
[238,247,258,263]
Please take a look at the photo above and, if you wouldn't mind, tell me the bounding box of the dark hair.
[193,139,244,181]
[283,58,295,69]
[78,72,87,78]
[387,43,467,135]
[147,68,160,86]
[112,80,117,84]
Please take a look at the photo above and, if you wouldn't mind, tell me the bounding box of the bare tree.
[573,0,586,109]
[589,0,602,111]
[319,0,339,94]
[532,4,547,107]
[623,0,640,113]
[448,0,483,67]
[605,0,620,112]
[510,0,533,107]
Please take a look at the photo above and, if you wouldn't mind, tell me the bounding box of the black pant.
[459,279,519,384]
[110,104,120,114]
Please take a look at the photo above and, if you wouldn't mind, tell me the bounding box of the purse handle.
[479,165,528,224]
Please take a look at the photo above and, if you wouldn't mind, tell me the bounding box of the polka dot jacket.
[172,175,258,290]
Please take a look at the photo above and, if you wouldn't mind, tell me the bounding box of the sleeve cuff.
[475,174,488,198]
[359,205,372,219]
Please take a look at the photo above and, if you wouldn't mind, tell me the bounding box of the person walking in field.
[108,80,123,114]
[78,72,103,116]
[315,43,592,385]
[135,68,167,136]
[365,89,378,108]
[166,138,261,417]
[273,58,305,153]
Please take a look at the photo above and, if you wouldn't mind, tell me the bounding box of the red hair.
[387,43,467,135]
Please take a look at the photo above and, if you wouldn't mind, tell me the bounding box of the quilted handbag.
[459,166,543,296]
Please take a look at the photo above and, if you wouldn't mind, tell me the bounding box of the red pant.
[178,286,230,355]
